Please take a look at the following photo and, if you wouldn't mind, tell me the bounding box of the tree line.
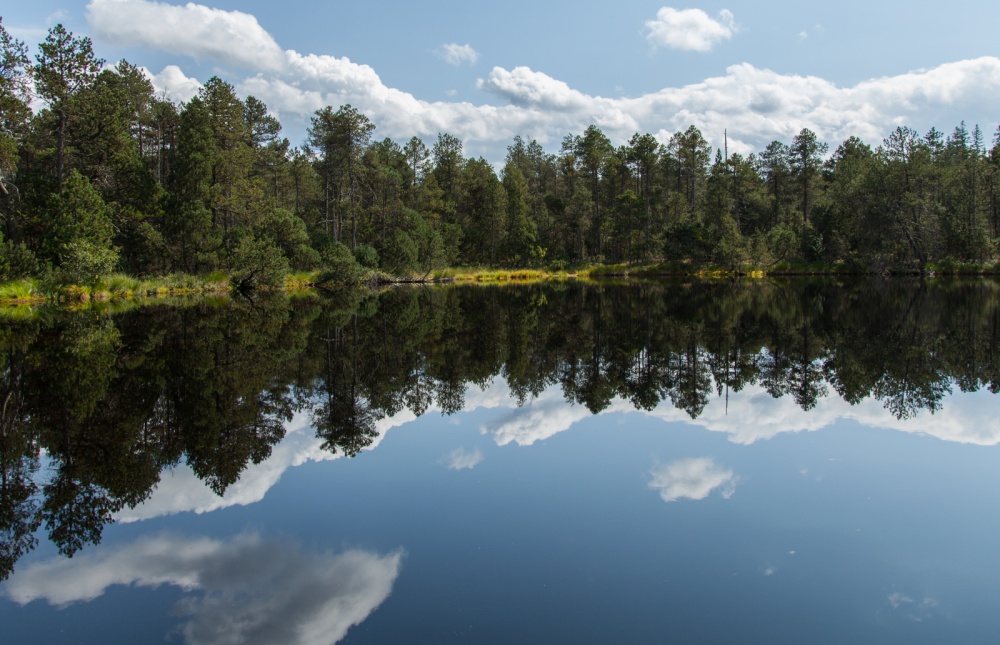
[3,21,1000,284]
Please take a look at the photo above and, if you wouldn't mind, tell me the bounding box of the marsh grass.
[0,303,42,322]
[435,267,570,282]
[0,278,41,302]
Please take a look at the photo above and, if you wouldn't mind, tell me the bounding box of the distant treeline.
[3,21,1000,284]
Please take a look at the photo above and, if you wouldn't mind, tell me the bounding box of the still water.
[2,279,1000,643]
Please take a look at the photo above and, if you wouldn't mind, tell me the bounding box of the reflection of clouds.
[887,592,939,621]
[481,386,633,446]
[441,448,483,471]
[119,374,1000,523]
[118,411,403,523]
[648,458,738,503]
[475,379,1000,447]
[117,383,510,522]
[117,385,504,522]
[653,383,1000,446]
[4,533,403,645]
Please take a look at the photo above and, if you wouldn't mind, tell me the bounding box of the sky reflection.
[115,375,1000,524]
[4,533,403,645]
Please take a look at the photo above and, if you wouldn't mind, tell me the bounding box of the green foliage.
[382,229,419,275]
[353,243,379,269]
[0,237,39,281]
[58,239,119,286]
[229,234,289,291]
[766,225,799,265]
[318,241,364,285]
[258,208,319,270]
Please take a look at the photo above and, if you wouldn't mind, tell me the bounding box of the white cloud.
[4,533,403,645]
[648,457,738,502]
[434,43,479,67]
[645,7,736,52]
[86,0,286,71]
[86,0,1000,162]
[441,448,484,470]
[145,64,202,103]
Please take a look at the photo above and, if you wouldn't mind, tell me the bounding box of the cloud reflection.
[441,448,483,470]
[3,533,404,645]
[478,380,1000,447]
[648,458,738,502]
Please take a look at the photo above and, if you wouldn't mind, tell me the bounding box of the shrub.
[58,239,120,286]
[317,241,364,285]
[229,235,290,291]
[354,243,380,269]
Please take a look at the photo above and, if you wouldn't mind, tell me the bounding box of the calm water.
[3,279,1000,644]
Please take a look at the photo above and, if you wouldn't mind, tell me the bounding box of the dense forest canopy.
[3,21,1000,283]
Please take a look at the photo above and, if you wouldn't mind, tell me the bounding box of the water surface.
[2,279,1000,643]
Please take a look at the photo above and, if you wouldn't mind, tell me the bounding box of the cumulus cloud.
[648,457,738,502]
[145,64,202,103]
[441,448,484,470]
[4,533,403,645]
[435,43,479,66]
[86,0,1000,160]
[86,0,285,71]
[645,7,736,52]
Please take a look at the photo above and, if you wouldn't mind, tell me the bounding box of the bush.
[354,243,379,269]
[318,241,364,285]
[258,209,319,270]
[0,239,39,281]
[229,235,289,291]
[58,239,120,286]
[381,230,418,275]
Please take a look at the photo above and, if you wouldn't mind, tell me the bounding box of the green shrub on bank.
[229,235,290,291]
[317,242,365,285]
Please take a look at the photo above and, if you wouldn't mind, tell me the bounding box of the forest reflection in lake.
[3,279,1000,643]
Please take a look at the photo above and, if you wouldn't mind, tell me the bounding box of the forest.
[3,21,1000,289]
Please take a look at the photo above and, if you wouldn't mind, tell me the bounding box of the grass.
[0,278,42,302]
[284,270,320,290]
[432,267,578,283]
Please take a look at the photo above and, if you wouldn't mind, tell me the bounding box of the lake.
[2,279,1000,644]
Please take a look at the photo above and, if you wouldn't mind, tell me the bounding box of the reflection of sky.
[119,377,1000,523]
[440,448,483,471]
[480,378,1000,447]
[8,375,1000,643]
[4,533,403,645]
[648,457,738,502]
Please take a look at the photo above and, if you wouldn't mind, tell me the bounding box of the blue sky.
[5,0,1000,161]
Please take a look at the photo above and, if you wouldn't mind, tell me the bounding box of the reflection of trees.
[0,347,40,581]
[0,295,315,576]
[4,278,1000,575]
[313,314,378,457]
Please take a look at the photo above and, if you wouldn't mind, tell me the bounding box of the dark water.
[3,279,1000,644]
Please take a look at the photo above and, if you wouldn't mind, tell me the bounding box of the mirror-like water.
[3,279,1000,643]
